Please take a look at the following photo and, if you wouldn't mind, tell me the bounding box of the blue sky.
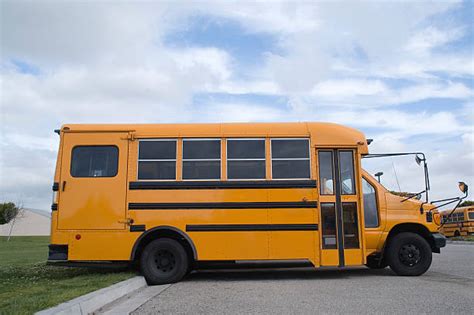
[0,0,473,209]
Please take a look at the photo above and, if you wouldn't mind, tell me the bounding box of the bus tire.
[387,232,432,276]
[454,230,461,237]
[140,238,188,285]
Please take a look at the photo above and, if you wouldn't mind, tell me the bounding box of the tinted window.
[469,212,474,220]
[183,161,220,180]
[321,203,337,249]
[271,139,309,158]
[227,160,265,179]
[71,146,118,177]
[271,139,310,179]
[339,151,355,194]
[138,140,176,180]
[343,203,359,249]
[319,151,334,195]
[183,140,220,159]
[272,160,310,179]
[183,140,221,180]
[227,139,266,179]
[227,140,265,159]
[139,141,176,159]
[138,161,175,180]
[362,178,379,228]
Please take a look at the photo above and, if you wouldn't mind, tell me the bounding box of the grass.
[0,236,135,315]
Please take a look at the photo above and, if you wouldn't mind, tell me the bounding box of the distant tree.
[0,202,24,241]
[459,200,474,207]
[0,202,20,225]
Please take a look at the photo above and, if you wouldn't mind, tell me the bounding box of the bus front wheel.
[386,232,432,276]
[140,238,189,285]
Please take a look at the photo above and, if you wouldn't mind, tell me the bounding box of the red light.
[75,234,81,240]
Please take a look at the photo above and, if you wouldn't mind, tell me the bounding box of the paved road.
[133,244,474,314]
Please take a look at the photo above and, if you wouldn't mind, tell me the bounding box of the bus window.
[469,212,474,220]
[321,203,337,249]
[271,139,310,179]
[319,151,334,195]
[362,178,379,228]
[183,139,221,180]
[138,140,176,180]
[343,203,360,248]
[71,146,118,177]
[339,151,355,195]
[227,139,265,180]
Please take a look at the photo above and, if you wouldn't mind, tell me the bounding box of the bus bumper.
[48,244,68,261]
[430,233,446,253]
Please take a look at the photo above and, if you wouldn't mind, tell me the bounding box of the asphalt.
[133,244,474,314]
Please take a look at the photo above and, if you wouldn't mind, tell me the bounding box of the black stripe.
[51,203,58,211]
[52,182,59,191]
[186,224,318,232]
[129,180,316,190]
[129,201,317,210]
[130,225,146,232]
[333,150,345,267]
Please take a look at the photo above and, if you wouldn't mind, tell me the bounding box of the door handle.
[62,181,67,191]
[118,218,134,225]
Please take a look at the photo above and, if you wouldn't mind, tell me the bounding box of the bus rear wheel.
[454,230,461,237]
[140,238,189,285]
[387,232,432,276]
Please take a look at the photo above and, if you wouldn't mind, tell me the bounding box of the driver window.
[362,177,379,228]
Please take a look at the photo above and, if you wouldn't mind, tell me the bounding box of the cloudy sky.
[1,0,473,210]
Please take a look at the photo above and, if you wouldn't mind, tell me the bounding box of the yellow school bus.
[48,122,450,284]
[440,206,474,237]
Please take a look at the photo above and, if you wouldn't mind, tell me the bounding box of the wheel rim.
[154,249,176,273]
[399,244,421,267]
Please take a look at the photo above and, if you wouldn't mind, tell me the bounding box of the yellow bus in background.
[48,122,452,284]
[440,206,474,237]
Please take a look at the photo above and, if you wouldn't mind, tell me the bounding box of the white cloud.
[405,26,465,55]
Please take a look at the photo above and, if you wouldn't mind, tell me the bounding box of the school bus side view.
[48,122,463,284]
[440,206,474,237]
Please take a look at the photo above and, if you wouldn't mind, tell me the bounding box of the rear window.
[71,146,118,177]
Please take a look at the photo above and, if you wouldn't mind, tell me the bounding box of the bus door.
[57,132,129,230]
[317,149,364,266]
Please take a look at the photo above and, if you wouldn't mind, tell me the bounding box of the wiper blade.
[400,190,426,202]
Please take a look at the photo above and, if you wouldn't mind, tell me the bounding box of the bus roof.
[60,122,369,153]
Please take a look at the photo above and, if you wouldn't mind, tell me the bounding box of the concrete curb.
[35,276,147,315]
[447,240,474,245]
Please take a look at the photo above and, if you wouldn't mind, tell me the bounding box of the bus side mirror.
[458,182,468,194]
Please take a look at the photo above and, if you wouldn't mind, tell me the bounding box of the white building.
[0,208,51,236]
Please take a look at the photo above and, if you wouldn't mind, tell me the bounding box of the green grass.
[0,236,135,315]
